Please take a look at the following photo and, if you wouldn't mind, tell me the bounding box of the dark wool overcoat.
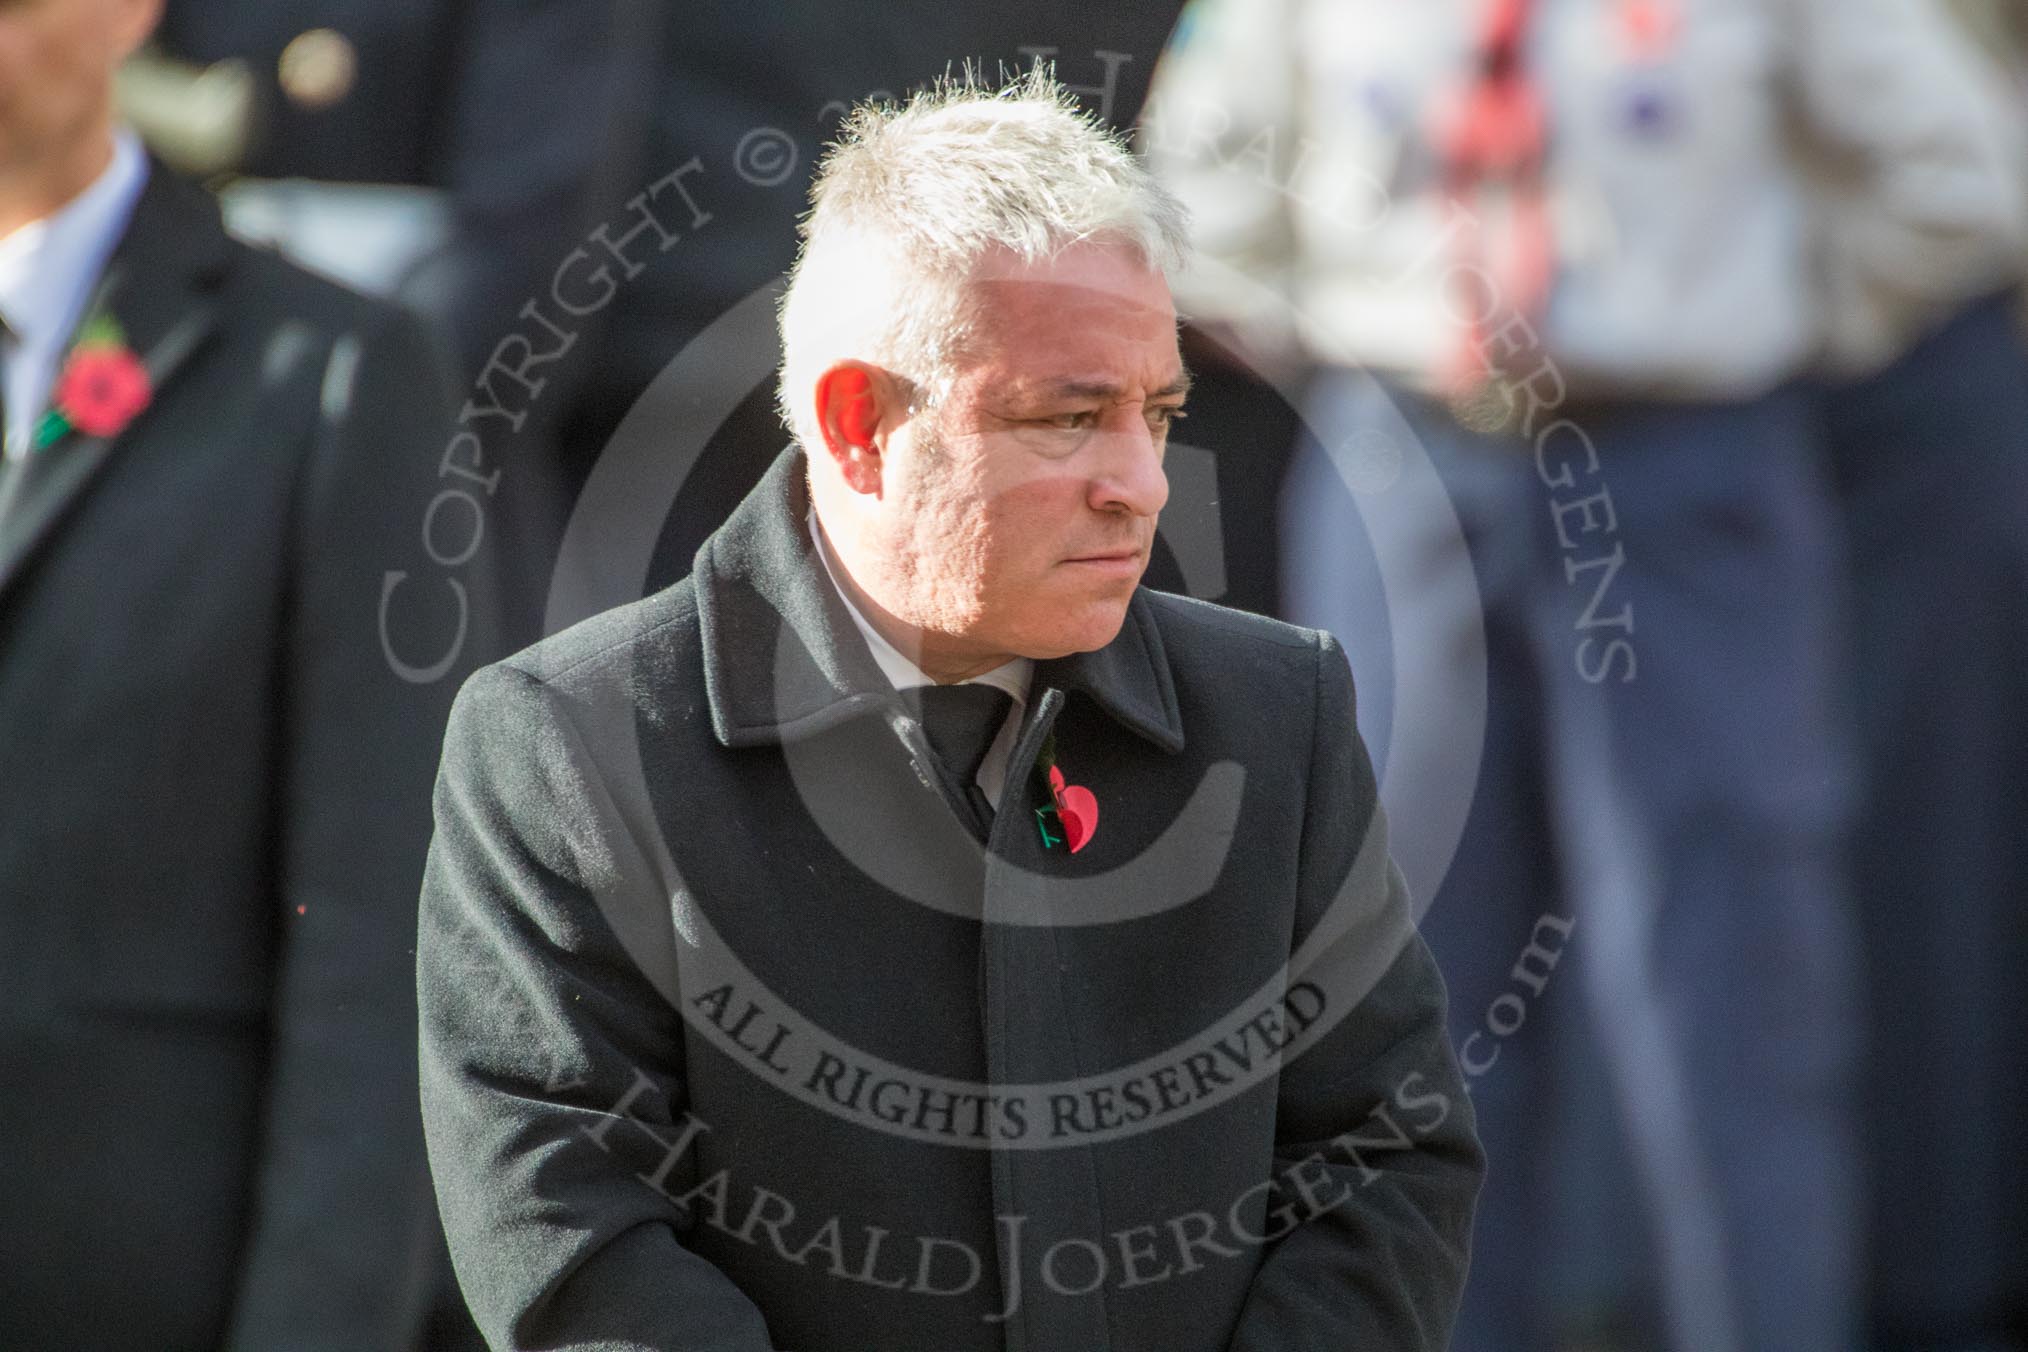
[418,449,1484,1351]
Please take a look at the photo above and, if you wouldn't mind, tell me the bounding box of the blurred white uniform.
[1145,0,2025,393]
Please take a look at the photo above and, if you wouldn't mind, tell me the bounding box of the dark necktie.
[904,683,1014,837]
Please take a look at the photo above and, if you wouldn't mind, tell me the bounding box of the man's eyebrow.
[1035,372,1195,402]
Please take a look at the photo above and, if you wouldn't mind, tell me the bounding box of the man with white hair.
[418,74,1483,1351]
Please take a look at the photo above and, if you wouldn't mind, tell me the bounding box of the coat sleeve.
[417,660,782,1351]
[225,303,498,1349]
[1225,632,1484,1351]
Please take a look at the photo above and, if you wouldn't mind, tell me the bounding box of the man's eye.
[1150,406,1187,429]
[1042,411,1097,431]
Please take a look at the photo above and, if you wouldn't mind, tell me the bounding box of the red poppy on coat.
[54,346,151,439]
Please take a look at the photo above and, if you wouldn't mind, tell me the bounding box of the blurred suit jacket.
[0,160,492,1351]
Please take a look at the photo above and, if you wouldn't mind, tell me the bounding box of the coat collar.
[0,159,228,601]
[695,447,1185,755]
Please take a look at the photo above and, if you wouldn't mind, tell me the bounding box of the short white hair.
[776,69,1191,447]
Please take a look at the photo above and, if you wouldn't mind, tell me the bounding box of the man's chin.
[1009,602,1135,661]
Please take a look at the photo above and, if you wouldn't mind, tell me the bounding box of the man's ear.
[812,361,898,496]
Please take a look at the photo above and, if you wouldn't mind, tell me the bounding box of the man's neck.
[810,510,1015,685]
[0,131,117,242]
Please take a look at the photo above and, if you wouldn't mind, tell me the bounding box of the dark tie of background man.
[902,682,1014,838]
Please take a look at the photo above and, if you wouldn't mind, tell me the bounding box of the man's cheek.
[990,471,1084,520]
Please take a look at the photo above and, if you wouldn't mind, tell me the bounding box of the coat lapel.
[694,448,897,748]
[0,162,228,602]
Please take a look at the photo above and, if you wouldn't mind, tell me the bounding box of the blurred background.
[9,0,2026,1347]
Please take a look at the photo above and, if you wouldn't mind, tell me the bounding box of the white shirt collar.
[0,128,149,460]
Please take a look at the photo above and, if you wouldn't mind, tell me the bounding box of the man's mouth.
[1061,548,1146,574]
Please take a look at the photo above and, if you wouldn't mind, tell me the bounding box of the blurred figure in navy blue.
[1826,290,2028,1352]
[134,0,660,650]
[1145,1,2026,1349]
[0,0,497,1347]
[1813,11,2028,1345]
[144,0,655,388]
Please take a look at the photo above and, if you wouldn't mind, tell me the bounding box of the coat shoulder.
[1135,588,1355,735]
[489,580,704,700]
[1140,588,1324,653]
[1140,588,1338,681]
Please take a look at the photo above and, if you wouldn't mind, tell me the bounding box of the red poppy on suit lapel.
[35,314,151,448]
[1048,763,1099,854]
[1032,730,1100,855]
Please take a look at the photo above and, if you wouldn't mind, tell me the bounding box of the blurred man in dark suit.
[126,13,660,1341]
[0,1,494,1347]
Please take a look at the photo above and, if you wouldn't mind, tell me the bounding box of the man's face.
[0,0,155,184]
[873,240,1185,669]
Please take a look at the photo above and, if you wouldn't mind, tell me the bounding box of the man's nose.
[1089,418,1170,518]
